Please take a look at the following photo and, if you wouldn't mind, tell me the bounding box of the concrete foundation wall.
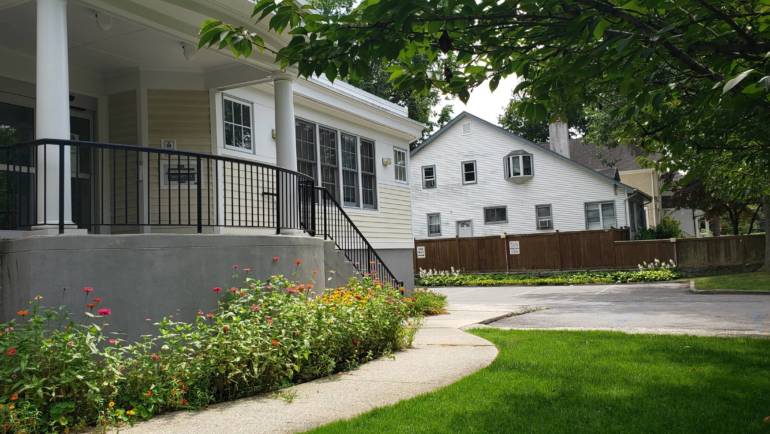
[377,248,415,289]
[0,234,354,339]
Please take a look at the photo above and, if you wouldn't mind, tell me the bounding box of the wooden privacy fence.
[414,230,765,273]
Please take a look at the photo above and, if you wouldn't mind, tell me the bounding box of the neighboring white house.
[410,112,649,239]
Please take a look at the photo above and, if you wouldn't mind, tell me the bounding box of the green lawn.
[693,272,770,292]
[309,330,770,434]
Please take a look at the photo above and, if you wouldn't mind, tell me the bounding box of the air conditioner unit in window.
[537,219,553,230]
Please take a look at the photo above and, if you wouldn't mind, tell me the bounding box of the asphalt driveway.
[437,282,770,336]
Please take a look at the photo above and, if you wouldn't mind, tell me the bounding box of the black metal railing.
[0,139,402,288]
[317,187,403,288]
[0,139,316,234]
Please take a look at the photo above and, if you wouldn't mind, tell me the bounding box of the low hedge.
[417,269,680,287]
[405,289,448,316]
[0,276,415,433]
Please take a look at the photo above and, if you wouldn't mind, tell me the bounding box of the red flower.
[150,353,161,362]
[108,338,118,346]
[250,304,260,312]
[180,399,189,406]
[82,287,94,294]
[212,287,222,294]
[206,312,215,319]
[97,308,111,316]
[92,297,103,303]
[265,316,273,325]
[6,347,17,357]
[16,310,29,317]
[222,325,230,333]
[294,258,303,267]
[272,256,280,263]
[271,339,280,347]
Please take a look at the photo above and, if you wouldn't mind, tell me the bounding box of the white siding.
[411,116,630,239]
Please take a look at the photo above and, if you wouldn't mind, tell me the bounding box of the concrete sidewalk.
[115,309,501,434]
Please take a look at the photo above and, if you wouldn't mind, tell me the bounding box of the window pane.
[585,205,601,230]
[341,133,359,206]
[601,202,617,228]
[224,123,234,147]
[233,125,242,148]
[485,207,506,223]
[242,105,251,127]
[522,155,533,175]
[511,156,521,176]
[361,140,377,208]
[536,205,551,218]
[463,161,476,183]
[428,214,441,235]
[224,100,233,122]
[233,103,242,125]
[423,166,435,188]
[295,119,317,181]
[319,127,339,201]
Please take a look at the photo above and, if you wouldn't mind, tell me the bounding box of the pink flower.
[272,256,280,263]
[229,287,238,294]
[250,304,260,312]
[6,347,17,357]
[108,338,118,345]
[212,287,222,294]
[97,308,111,316]
[294,258,303,267]
[82,287,94,294]
[232,264,240,270]
[243,267,252,273]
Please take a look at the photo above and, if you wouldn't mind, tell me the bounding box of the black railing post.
[58,142,64,234]
[275,170,281,234]
[196,156,202,233]
[309,181,316,236]
[322,190,328,240]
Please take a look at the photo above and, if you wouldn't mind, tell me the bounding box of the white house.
[0,0,422,334]
[410,112,648,239]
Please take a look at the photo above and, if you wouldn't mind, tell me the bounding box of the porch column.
[35,0,73,226]
[273,73,296,171]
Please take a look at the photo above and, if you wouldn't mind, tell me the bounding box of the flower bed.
[0,276,414,432]
[417,269,680,287]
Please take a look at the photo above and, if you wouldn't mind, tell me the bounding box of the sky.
[438,75,521,126]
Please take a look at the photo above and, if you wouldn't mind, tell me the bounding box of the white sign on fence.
[509,240,521,255]
[416,245,426,259]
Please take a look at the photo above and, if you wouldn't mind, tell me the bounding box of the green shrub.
[0,276,412,432]
[405,289,447,316]
[636,216,683,240]
[416,269,680,287]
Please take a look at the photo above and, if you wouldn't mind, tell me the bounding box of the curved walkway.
[115,309,502,434]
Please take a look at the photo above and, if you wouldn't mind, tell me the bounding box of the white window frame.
[461,160,477,185]
[422,165,436,189]
[456,219,473,237]
[427,213,441,236]
[393,147,408,183]
[222,94,254,154]
[535,204,553,230]
[585,201,617,230]
[504,152,534,179]
[483,206,508,224]
[359,138,378,210]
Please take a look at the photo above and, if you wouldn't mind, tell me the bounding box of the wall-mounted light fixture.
[382,157,393,167]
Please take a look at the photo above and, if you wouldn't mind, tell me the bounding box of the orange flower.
[144,389,153,398]
[16,310,29,317]
[9,393,18,401]
[150,353,161,362]
[294,258,303,266]
[271,339,280,347]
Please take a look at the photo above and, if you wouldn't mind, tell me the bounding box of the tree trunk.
[747,204,762,234]
[710,215,722,236]
[762,195,770,272]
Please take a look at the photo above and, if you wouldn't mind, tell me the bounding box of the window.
[294,120,377,209]
[422,165,436,189]
[585,201,617,230]
[319,126,339,202]
[360,139,377,209]
[504,152,533,178]
[484,206,507,224]
[535,204,553,230]
[461,160,477,184]
[223,95,253,152]
[394,147,408,182]
[461,121,471,135]
[456,220,473,237]
[427,213,441,236]
[295,119,317,181]
[341,133,359,207]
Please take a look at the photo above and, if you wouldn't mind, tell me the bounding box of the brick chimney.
[548,120,570,159]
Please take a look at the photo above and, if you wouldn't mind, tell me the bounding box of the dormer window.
[504,151,533,181]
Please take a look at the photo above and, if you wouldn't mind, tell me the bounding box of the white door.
[456,220,473,237]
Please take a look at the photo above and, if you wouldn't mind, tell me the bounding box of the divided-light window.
[504,152,533,179]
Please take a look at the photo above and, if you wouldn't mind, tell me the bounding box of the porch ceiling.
[0,0,271,80]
